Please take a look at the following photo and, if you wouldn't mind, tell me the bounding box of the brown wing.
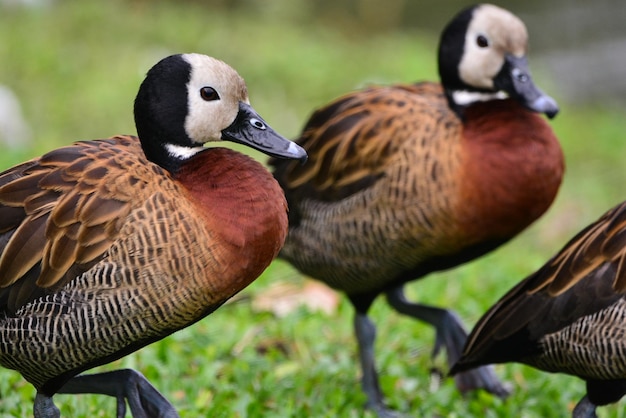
[454,201,626,369]
[0,135,158,313]
[526,200,626,296]
[271,82,447,202]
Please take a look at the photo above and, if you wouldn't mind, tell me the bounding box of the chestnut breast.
[456,99,564,244]
[176,146,289,293]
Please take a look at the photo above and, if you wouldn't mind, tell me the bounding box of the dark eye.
[200,87,220,101]
[476,35,489,48]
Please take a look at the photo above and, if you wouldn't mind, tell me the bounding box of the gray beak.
[494,54,559,119]
[222,102,308,163]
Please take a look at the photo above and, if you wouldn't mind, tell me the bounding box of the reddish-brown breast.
[456,99,564,243]
[176,147,289,293]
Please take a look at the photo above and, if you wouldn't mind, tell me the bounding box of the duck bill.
[222,102,308,162]
[494,54,559,119]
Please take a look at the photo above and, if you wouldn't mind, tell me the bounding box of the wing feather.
[271,82,446,203]
[0,213,48,285]
[0,136,151,312]
[537,201,626,296]
[457,201,626,368]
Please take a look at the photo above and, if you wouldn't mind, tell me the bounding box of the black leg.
[57,369,180,418]
[572,395,598,418]
[33,392,60,418]
[354,312,405,418]
[583,378,626,418]
[385,286,510,398]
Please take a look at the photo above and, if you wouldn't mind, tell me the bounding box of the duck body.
[0,53,306,417]
[279,82,562,300]
[452,201,626,417]
[271,4,563,416]
[0,136,287,395]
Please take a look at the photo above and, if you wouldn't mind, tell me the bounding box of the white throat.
[452,90,508,106]
[165,143,205,160]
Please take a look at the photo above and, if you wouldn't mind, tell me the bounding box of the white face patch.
[182,53,250,145]
[458,4,529,90]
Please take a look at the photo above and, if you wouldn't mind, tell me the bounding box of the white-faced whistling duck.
[270,4,563,416]
[0,53,307,418]
[452,200,626,418]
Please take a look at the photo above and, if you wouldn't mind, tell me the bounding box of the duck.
[0,53,307,418]
[270,4,563,416]
[451,200,626,418]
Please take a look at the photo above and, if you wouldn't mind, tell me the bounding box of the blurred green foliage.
[0,0,624,417]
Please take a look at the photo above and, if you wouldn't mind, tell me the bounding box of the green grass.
[0,1,625,417]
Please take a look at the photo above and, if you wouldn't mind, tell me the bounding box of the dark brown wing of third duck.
[452,201,626,418]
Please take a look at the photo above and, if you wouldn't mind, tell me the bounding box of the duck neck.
[136,123,204,174]
[139,137,185,173]
[445,88,508,120]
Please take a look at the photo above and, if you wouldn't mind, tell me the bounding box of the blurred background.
[0,0,624,416]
